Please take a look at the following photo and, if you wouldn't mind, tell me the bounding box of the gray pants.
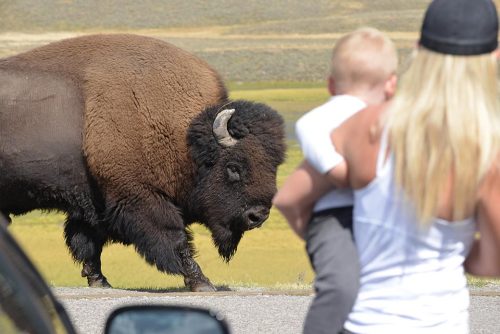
[303,207,359,334]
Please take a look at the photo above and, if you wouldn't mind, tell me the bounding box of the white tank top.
[344,130,476,334]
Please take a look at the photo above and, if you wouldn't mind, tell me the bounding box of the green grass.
[230,87,329,103]
[2,0,497,291]
[229,83,331,144]
[227,81,325,91]
[8,84,499,290]
[10,134,308,290]
[10,208,311,289]
[10,143,309,290]
[467,275,500,288]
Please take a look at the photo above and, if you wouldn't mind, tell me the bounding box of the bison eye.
[226,164,241,182]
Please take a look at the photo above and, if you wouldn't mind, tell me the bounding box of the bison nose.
[244,206,270,230]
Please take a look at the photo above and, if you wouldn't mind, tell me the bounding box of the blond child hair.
[330,27,398,99]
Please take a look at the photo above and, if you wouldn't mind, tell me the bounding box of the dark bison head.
[187,100,286,261]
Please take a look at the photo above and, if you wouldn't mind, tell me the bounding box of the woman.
[310,0,500,332]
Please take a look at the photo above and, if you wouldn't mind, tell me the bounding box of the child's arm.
[295,111,345,175]
[325,158,349,187]
[278,102,358,239]
[273,160,348,239]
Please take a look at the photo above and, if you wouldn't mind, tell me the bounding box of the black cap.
[420,0,499,55]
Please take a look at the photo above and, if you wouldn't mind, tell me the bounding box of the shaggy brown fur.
[3,34,227,200]
[0,34,285,291]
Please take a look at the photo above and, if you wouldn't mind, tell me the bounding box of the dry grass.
[0,1,425,81]
[6,84,499,290]
[9,208,312,289]
[0,1,431,33]
[8,87,312,289]
[4,1,498,289]
[9,168,311,291]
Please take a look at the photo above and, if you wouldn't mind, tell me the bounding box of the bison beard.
[211,224,244,262]
[0,34,286,292]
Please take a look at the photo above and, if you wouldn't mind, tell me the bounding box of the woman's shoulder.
[346,102,388,132]
[333,102,391,189]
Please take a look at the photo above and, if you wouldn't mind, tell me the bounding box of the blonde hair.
[330,27,398,92]
[387,47,500,223]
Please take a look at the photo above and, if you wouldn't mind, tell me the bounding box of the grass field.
[3,1,500,290]
[9,85,499,290]
[0,1,431,33]
[0,1,428,82]
[9,148,312,290]
[10,205,312,290]
[9,86,316,290]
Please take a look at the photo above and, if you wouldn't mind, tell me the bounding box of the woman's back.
[309,0,500,332]
[332,59,500,331]
[340,116,476,332]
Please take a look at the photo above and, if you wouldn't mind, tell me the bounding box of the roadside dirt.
[54,286,500,334]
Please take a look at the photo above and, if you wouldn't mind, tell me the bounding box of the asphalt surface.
[55,285,500,334]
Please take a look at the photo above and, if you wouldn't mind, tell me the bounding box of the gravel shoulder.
[55,285,500,334]
[55,287,312,334]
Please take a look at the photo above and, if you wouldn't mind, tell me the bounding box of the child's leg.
[303,207,359,334]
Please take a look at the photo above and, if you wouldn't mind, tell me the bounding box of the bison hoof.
[191,282,217,292]
[185,278,216,292]
[87,275,112,288]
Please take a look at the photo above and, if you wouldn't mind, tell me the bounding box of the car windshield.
[0,220,75,334]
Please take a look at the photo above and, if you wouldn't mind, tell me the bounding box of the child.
[273,27,398,334]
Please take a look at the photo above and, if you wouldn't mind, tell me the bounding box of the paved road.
[55,286,500,334]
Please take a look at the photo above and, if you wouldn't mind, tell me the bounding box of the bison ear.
[226,115,249,139]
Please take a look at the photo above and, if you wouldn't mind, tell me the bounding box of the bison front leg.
[64,212,111,288]
[139,229,215,292]
[116,198,216,292]
[179,236,216,292]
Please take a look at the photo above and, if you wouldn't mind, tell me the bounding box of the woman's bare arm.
[465,166,500,277]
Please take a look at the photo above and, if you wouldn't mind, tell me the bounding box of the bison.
[0,34,285,291]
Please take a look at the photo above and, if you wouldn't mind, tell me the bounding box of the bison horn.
[213,109,238,147]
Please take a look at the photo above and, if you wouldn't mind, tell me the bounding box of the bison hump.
[72,34,227,200]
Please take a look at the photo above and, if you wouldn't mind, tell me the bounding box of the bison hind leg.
[64,210,111,288]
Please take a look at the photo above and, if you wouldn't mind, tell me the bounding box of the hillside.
[0,0,456,82]
[0,1,430,33]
